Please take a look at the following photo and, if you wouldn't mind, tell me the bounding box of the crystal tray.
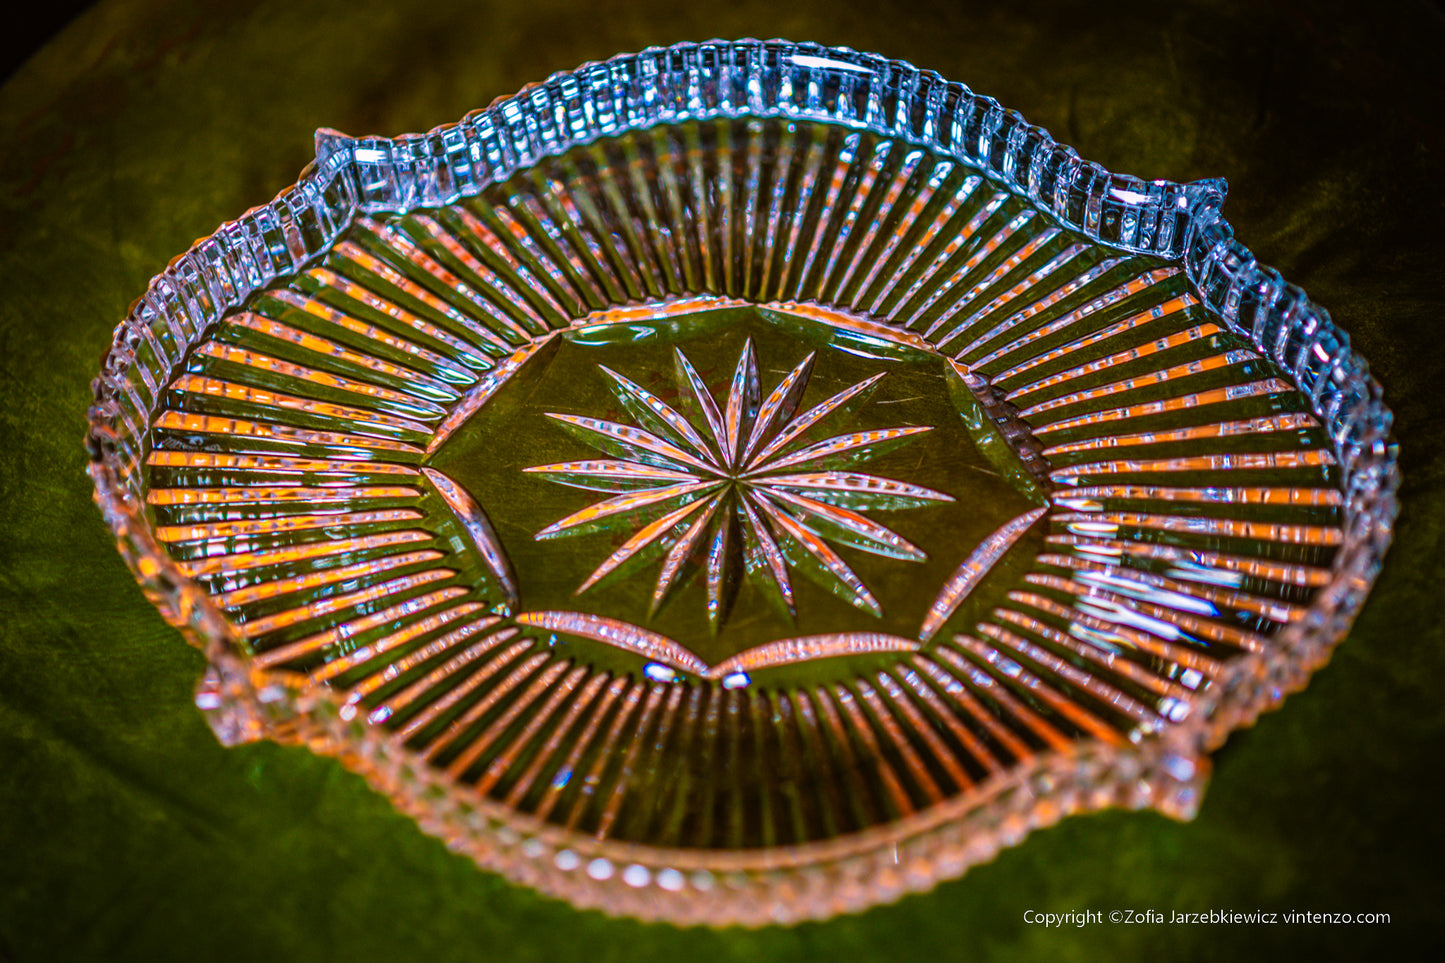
[86,40,1398,926]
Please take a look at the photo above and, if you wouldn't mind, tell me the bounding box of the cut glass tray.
[87,40,1398,926]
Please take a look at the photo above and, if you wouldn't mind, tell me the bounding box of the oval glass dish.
[86,40,1398,926]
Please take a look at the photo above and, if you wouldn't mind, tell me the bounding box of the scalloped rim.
[86,39,1399,926]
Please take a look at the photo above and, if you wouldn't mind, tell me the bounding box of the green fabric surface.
[1,0,1441,958]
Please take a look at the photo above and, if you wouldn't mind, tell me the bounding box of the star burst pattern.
[525,341,954,628]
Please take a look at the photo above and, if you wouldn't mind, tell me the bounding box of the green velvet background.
[2,0,1441,958]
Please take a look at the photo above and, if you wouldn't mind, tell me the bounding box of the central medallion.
[427,303,1047,680]
[525,341,954,631]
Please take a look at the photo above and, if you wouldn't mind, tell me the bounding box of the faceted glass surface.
[90,41,1397,925]
[429,304,1043,681]
[141,114,1345,853]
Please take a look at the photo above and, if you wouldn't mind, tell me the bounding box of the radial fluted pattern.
[135,115,1347,856]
